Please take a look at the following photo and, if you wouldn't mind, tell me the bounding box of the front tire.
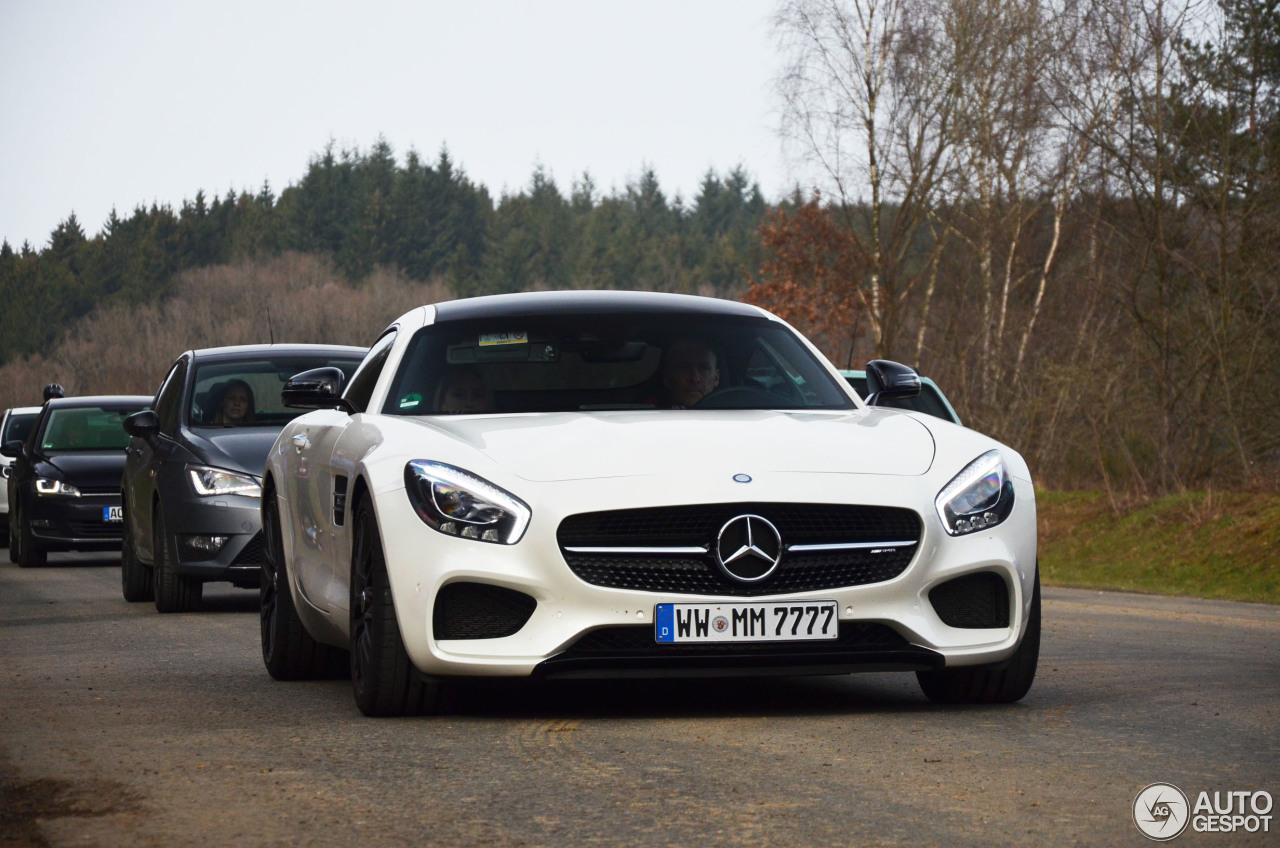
[261,490,343,680]
[152,504,201,613]
[14,500,47,568]
[917,569,1041,704]
[349,499,453,717]
[120,504,154,602]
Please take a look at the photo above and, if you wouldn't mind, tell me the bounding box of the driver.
[661,339,720,408]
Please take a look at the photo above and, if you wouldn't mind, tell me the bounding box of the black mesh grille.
[563,621,908,656]
[433,582,538,640]
[67,520,124,539]
[929,572,1010,628]
[558,503,920,597]
[232,533,264,567]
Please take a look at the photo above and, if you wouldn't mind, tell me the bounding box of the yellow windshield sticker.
[479,331,528,347]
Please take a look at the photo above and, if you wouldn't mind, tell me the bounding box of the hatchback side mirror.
[864,360,922,406]
[0,439,23,458]
[283,367,357,413]
[123,409,160,440]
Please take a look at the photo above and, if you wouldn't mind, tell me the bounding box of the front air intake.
[929,572,1010,628]
[432,582,537,640]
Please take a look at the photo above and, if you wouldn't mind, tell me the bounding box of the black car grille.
[232,533,264,567]
[929,571,1010,628]
[67,520,124,539]
[433,582,538,640]
[564,621,909,655]
[558,503,921,597]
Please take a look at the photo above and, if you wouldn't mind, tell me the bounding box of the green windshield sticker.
[398,393,422,410]
[479,331,528,347]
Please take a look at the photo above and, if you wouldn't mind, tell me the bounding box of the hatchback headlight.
[935,450,1015,536]
[404,460,530,545]
[36,477,80,497]
[188,466,262,498]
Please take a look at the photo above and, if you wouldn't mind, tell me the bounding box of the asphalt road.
[1,550,1277,847]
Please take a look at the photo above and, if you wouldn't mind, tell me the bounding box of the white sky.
[1,0,797,250]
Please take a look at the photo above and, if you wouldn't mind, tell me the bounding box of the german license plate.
[103,506,123,522]
[655,600,838,643]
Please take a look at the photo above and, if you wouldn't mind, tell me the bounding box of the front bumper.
[25,495,124,551]
[368,471,1039,680]
[166,492,264,587]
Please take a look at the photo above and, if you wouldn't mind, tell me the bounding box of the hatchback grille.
[67,521,124,539]
[232,533,264,567]
[558,503,920,597]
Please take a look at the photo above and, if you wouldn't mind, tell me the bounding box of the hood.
[401,409,937,483]
[42,452,128,491]
[184,426,284,477]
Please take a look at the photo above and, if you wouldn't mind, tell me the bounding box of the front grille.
[565,621,908,655]
[67,520,124,539]
[558,503,920,597]
[433,582,538,640]
[929,571,1010,628]
[232,533,264,567]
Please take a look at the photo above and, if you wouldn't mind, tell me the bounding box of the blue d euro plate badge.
[103,506,123,522]
[655,601,838,643]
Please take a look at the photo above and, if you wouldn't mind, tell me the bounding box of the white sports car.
[261,291,1039,716]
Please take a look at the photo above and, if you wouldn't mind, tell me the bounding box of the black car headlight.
[188,466,262,498]
[935,450,1015,536]
[404,460,530,545]
[36,477,81,497]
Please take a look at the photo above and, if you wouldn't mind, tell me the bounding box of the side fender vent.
[332,476,348,526]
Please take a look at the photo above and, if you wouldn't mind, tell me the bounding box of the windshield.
[40,407,137,452]
[190,355,364,427]
[2,411,39,445]
[385,314,855,415]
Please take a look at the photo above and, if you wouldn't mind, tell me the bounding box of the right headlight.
[404,460,531,545]
[935,450,1015,536]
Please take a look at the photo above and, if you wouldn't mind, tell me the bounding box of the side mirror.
[864,360,921,406]
[1,439,23,458]
[282,367,356,413]
[123,409,160,440]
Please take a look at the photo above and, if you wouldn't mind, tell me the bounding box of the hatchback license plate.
[655,601,838,643]
[103,506,123,522]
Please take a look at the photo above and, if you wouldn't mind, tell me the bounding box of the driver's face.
[663,341,719,407]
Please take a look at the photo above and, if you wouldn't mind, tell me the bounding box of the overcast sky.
[1,0,798,250]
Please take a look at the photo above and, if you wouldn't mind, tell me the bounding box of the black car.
[4,395,152,567]
[121,344,367,612]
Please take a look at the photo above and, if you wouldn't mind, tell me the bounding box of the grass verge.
[1037,490,1280,604]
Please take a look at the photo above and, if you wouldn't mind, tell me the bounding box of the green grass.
[1038,490,1280,604]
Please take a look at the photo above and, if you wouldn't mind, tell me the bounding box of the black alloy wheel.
[349,499,453,717]
[152,504,201,613]
[916,567,1041,704]
[260,489,343,679]
[120,502,154,602]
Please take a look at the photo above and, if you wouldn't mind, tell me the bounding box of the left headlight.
[188,466,262,498]
[935,450,1015,536]
[404,460,530,545]
[36,477,80,497]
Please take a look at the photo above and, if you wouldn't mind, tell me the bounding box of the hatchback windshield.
[40,407,136,452]
[190,356,364,427]
[386,314,855,415]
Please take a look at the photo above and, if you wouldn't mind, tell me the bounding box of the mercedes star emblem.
[715,514,783,583]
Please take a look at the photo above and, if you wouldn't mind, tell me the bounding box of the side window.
[154,359,188,437]
[343,330,397,413]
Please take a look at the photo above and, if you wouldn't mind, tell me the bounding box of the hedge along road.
[1,551,1277,848]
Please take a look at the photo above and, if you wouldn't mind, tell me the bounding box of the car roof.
[3,407,42,416]
[187,343,368,361]
[41,395,153,409]
[433,290,769,323]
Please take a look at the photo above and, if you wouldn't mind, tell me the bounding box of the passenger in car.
[434,369,492,414]
[214,380,257,425]
[658,338,721,408]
